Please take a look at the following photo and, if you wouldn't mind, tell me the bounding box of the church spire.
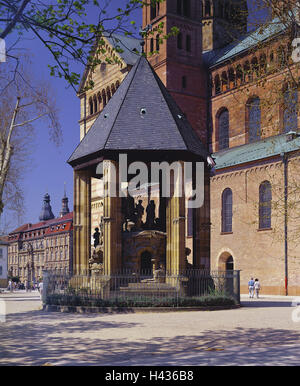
[60,184,70,217]
[39,192,55,221]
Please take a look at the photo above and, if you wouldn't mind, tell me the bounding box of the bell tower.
[202,0,248,52]
[143,0,208,146]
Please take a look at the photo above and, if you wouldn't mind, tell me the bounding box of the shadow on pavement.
[241,300,292,308]
[0,308,299,366]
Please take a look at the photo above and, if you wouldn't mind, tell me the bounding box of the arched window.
[97,92,102,110]
[236,64,243,85]
[93,95,98,113]
[102,89,107,107]
[218,109,229,150]
[247,97,261,142]
[277,46,286,69]
[156,34,160,52]
[251,57,259,78]
[150,37,154,53]
[215,74,221,95]
[115,80,120,89]
[111,84,116,95]
[244,61,251,82]
[186,35,191,52]
[183,0,191,17]
[205,0,211,16]
[221,71,228,91]
[106,87,111,101]
[283,85,298,133]
[222,188,233,233]
[228,67,235,88]
[259,181,272,229]
[259,53,267,74]
[89,97,93,115]
[177,33,182,49]
[150,3,157,20]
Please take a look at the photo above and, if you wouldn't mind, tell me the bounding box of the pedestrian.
[38,281,43,300]
[248,277,255,298]
[254,278,261,298]
[8,279,12,292]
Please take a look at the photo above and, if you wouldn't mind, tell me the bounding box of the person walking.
[254,278,261,298]
[38,281,43,300]
[248,277,255,298]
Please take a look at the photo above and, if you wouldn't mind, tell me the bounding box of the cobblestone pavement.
[0,291,300,366]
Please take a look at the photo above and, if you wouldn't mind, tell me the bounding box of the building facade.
[0,237,8,288]
[74,0,300,294]
[7,193,73,283]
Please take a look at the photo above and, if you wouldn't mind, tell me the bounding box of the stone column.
[73,169,91,275]
[102,160,122,276]
[166,162,186,276]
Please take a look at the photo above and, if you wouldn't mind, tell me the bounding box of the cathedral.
[69,0,300,295]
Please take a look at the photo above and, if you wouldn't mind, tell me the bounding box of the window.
[150,3,157,20]
[177,33,182,50]
[247,97,261,142]
[177,0,182,15]
[222,188,233,233]
[150,37,154,53]
[0,249,3,259]
[156,34,160,52]
[214,74,221,95]
[259,181,272,229]
[183,0,191,17]
[182,76,187,89]
[89,97,93,115]
[0,266,2,276]
[283,86,298,133]
[218,109,229,150]
[186,35,191,52]
[205,0,211,17]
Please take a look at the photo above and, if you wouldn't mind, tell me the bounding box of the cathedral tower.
[143,0,208,145]
[39,193,55,221]
[202,0,248,52]
[60,186,70,218]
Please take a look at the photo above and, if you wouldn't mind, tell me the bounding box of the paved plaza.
[0,291,300,366]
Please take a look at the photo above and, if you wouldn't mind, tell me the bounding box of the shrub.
[46,293,236,308]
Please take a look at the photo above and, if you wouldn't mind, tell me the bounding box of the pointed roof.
[77,33,142,94]
[39,193,55,221]
[68,56,208,166]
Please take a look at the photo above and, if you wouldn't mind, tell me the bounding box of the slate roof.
[203,17,286,68]
[68,55,208,165]
[213,133,300,170]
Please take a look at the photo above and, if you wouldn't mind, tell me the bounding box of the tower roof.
[39,193,55,221]
[68,56,208,166]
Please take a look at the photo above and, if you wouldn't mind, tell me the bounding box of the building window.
[156,34,160,52]
[177,33,182,50]
[183,0,191,17]
[218,109,229,150]
[150,37,154,53]
[205,1,211,17]
[182,76,187,89]
[214,74,221,95]
[0,249,3,259]
[259,181,272,229]
[283,86,298,133]
[222,188,233,233]
[247,97,261,143]
[186,35,191,52]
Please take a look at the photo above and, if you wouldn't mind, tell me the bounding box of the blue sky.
[2,0,262,232]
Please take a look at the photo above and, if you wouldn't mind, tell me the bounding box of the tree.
[0,0,165,91]
[0,58,61,222]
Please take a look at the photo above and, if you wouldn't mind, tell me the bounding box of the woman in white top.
[254,278,261,298]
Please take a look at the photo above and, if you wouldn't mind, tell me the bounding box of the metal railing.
[42,269,240,306]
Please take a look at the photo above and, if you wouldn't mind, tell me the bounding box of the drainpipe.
[281,152,288,296]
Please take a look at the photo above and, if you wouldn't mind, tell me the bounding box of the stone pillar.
[73,169,91,274]
[102,160,122,276]
[166,162,186,276]
[194,167,210,269]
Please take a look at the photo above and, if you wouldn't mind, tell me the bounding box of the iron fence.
[42,269,240,306]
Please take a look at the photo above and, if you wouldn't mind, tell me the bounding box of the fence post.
[42,270,49,306]
[233,270,241,304]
